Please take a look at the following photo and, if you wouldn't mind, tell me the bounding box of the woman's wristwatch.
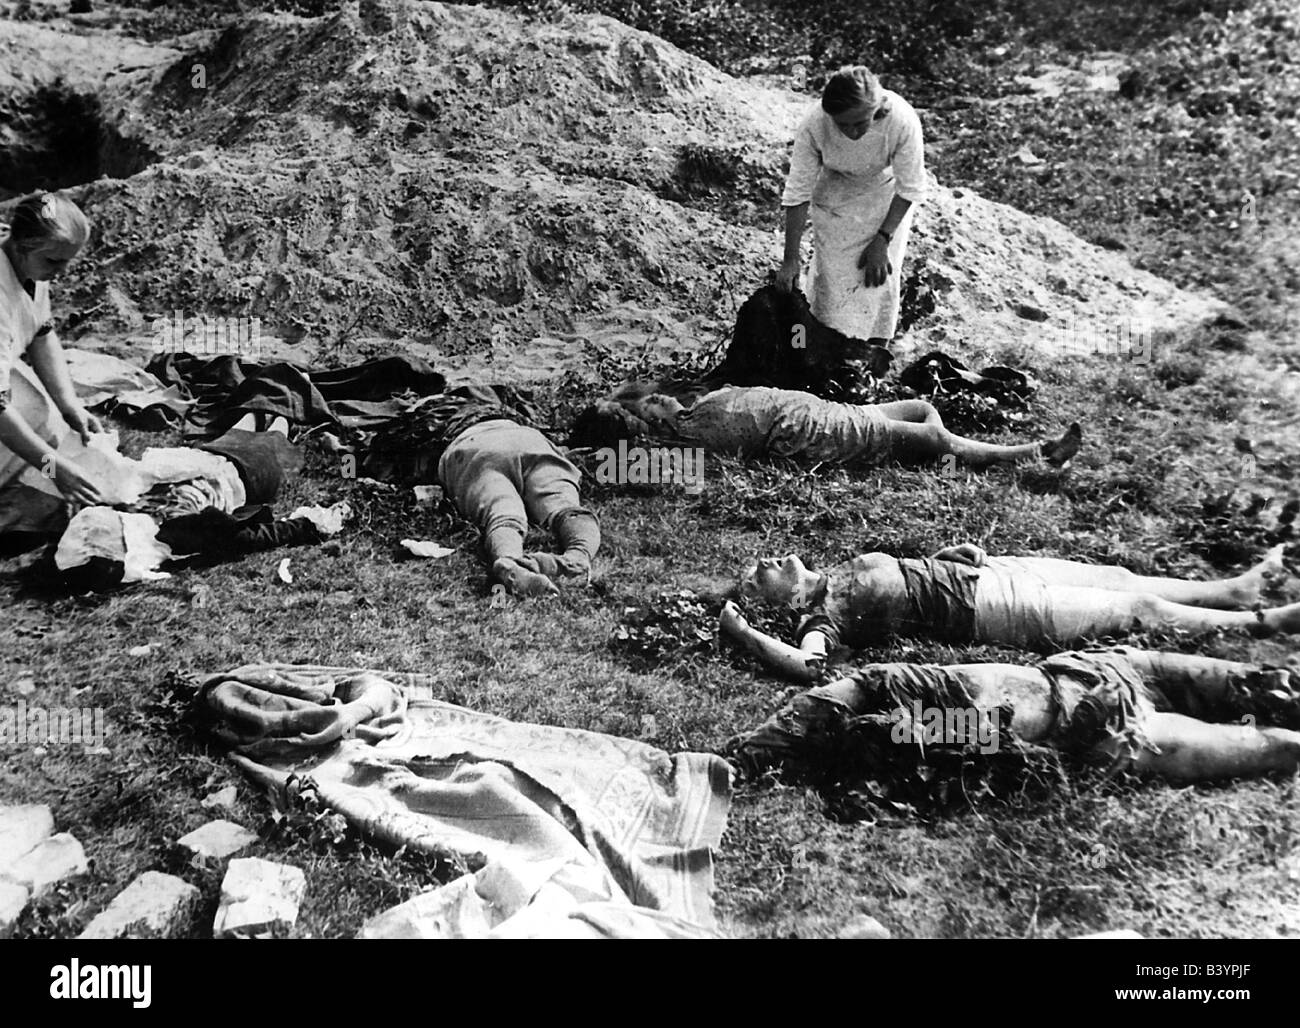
[876,228,892,244]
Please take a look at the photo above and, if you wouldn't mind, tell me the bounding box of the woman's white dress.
[781,91,929,340]
[0,246,71,532]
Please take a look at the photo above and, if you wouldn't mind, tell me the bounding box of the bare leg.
[990,544,1287,610]
[884,418,1045,467]
[879,401,1081,468]
[1103,711,1300,783]
[1053,590,1300,638]
[873,399,942,425]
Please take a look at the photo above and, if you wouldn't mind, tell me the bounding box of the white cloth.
[49,434,247,579]
[781,92,928,340]
[54,507,174,583]
[52,433,246,511]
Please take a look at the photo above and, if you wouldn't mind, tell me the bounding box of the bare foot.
[1261,599,1300,635]
[1230,544,1289,608]
[1042,423,1083,467]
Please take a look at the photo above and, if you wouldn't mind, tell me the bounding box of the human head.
[625,392,685,432]
[3,191,91,281]
[738,553,821,607]
[821,65,886,140]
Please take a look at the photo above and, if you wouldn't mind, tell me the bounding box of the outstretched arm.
[719,600,826,681]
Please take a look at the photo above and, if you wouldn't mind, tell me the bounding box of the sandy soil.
[3,0,1223,383]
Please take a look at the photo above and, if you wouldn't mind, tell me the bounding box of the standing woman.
[776,66,928,346]
[0,191,105,536]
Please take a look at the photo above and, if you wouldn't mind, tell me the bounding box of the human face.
[740,553,813,605]
[14,239,84,282]
[634,393,685,429]
[831,100,882,141]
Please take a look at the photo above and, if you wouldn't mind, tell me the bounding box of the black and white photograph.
[0,0,1296,984]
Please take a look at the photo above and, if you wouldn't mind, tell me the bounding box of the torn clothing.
[361,384,537,483]
[1036,649,1159,768]
[678,386,894,464]
[732,661,981,776]
[797,555,980,650]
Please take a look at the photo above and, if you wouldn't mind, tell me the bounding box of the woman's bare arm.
[719,600,826,681]
[27,333,86,423]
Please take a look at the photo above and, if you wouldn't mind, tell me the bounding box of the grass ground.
[3,0,1300,937]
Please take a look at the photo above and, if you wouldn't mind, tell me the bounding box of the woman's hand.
[932,543,987,567]
[51,457,107,508]
[62,405,104,445]
[719,600,750,639]
[775,258,800,293]
[857,234,892,287]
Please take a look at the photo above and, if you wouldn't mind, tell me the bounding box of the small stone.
[400,539,455,559]
[0,804,54,873]
[1076,929,1144,939]
[128,644,153,658]
[9,675,36,696]
[201,786,238,811]
[0,880,31,938]
[1015,303,1049,322]
[213,857,306,939]
[79,871,199,940]
[177,820,258,863]
[838,914,891,940]
[6,833,88,896]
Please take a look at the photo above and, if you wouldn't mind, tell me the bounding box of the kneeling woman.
[721,543,1300,676]
[0,193,107,535]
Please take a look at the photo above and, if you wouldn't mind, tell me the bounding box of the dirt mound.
[1,0,1223,381]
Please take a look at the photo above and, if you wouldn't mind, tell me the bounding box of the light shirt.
[780,91,928,209]
[0,245,53,400]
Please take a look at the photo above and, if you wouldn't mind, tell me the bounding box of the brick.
[0,804,53,874]
[213,857,305,939]
[837,914,891,940]
[79,871,199,940]
[0,880,30,938]
[5,833,88,896]
[177,820,258,863]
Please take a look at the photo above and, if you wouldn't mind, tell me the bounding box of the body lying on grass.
[361,387,600,598]
[573,382,1081,470]
[728,646,1300,786]
[720,543,1299,677]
